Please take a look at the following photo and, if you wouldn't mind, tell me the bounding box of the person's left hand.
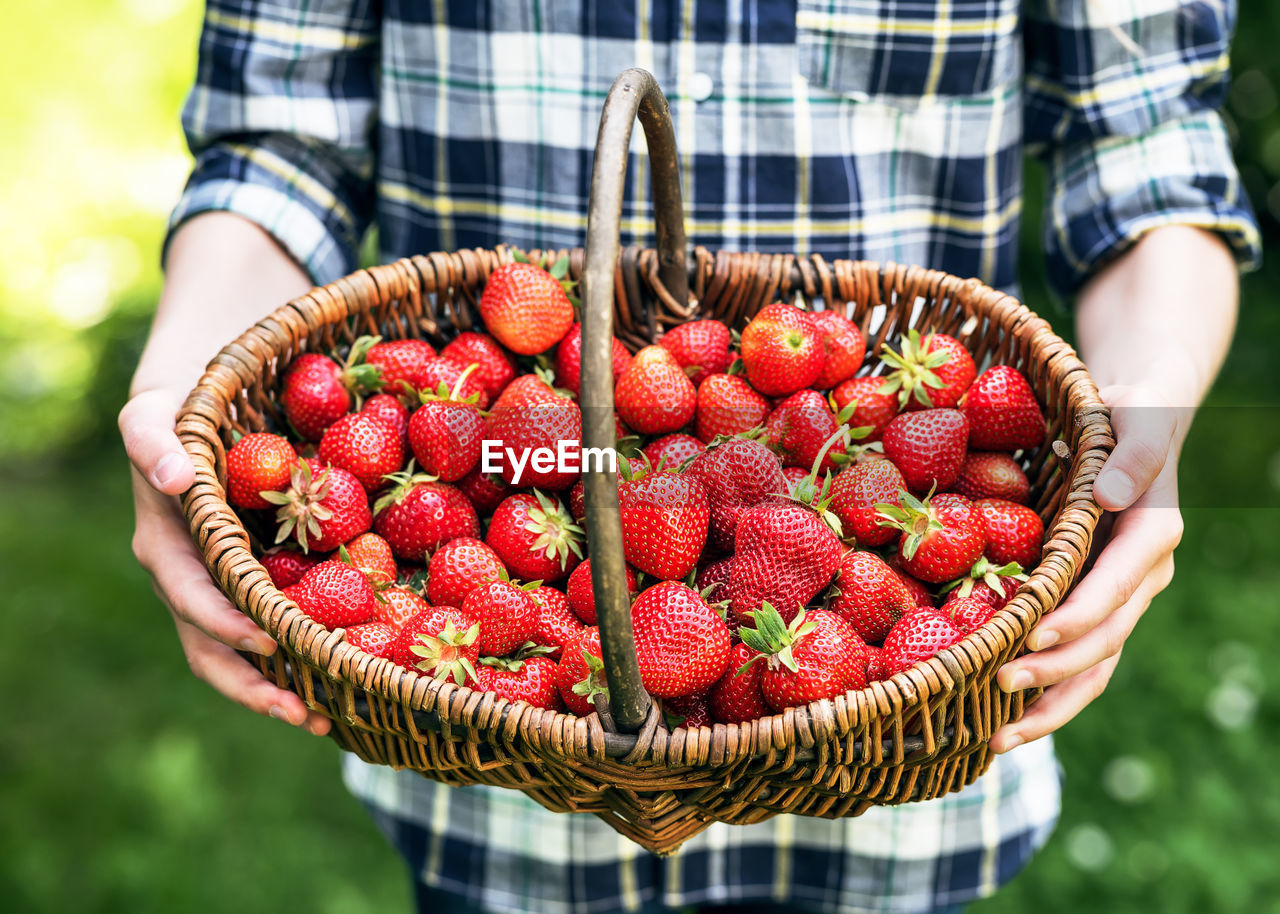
[989,384,1184,753]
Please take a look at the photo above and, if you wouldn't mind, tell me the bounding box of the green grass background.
[2,2,1279,911]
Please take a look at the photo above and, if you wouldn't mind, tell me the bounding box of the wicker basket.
[177,70,1114,855]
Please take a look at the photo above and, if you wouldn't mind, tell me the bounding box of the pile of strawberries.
[225,253,1048,727]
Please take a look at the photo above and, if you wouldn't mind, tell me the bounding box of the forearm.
[132,212,314,396]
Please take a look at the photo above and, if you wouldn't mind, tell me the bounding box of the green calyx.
[479,642,557,672]
[419,362,483,406]
[410,620,480,685]
[940,556,1028,597]
[340,335,385,400]
[372,461,438,515]
[570,648,609,703]
[877,328,950,409]
[874,487,941,561]
[262,460,333,553]
[737,603,817,675]
[525,490,585,570]
[511,249,579,306]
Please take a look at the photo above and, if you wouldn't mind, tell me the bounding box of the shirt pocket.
[796,0,1020,104]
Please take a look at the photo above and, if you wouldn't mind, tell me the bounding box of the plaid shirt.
[172,1,1257,912]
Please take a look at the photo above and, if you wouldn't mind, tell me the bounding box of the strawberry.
[827,458,907,547]
[881,610,963,676]
[265,460,372,553]
[618,469,709,580]
[293,559,377,628]
[878,491,987,584]
[346,621,398,660]
[413,357,491,409]
[762,389,846,474]
[463,580,538,657]
[695,556,734,606]
[659,319,733,387]
[360,394,410,443]
[952,451,1031,504]
[226,432,298,509]
[485,491,583,583]
[782,466,810,494]
[877,330,975,410]
[455,467,511,515]
[407,371,486,482]
[528,585,584,659]
[739,606,868,711]
[828,551,914,643]
[280,353,353,441]
[973,498,1044,568]
[739,303,825,396]
[566,558,638,625]
[663,694,713,729]
[881,408,969,493]
[830,376,898,441]
[317,412,405,493]
[940,596,997,635]
[259,546,321,589]
[375,586,430,628]
[684,437,788,552]
[630,582,731,698]
[555,627,606,716]
[364,339,438,398]
[479,260,575,355]
[426,537,506,607]
[440,332,516,402]
[963,365,1045,451]
[811,310,866,389]
[865,646,888,683]
[694,374,769,443]
[484,374,582,490]
[553,322,632,396]
[708,642,770,723]
[393,605,480,683]
[942,556,1026,609]
[896,571,937,610]
[373,472,480,561]
[475,653,563,710]
[344,532,397,586]
[614,345,698,435]
[643,433,705,470]
[728,499,843,626]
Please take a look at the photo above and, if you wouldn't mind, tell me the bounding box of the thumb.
[119,389,197,496]
[1093,385,1177,512]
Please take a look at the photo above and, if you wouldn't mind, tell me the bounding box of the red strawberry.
[528,585,584,659]
[426,537,506,607]
[346,621,398,660]
[373,473,480,561]
[317,412,405,493]
[344,532,397,586]
[553,322,632,396]
[479,260,575,355]
[973,498,1044,568]
[941,596,997,635]
[896,571,937,610]
[555,627,606,716]
[361,394,410,443]
[740,606,868,711]
[942,556,1026,610]
[660,320,734,387]
[484,374,582,490]
[566,558,638,625]
[475,653,563,710]
[827,458,907,547]
[878,330,975,410]
[663,694,714,729]
[407,372,486,482]
[293,559,377,628]
[463,580,538,657]
[266,460,372,553]
[226,432,297,509]
[280,354,352,441]
[684,437,788,552]
[728,499,843,626]
[963,366,1045,451]
[259,546,321,589]
[618,470,709,580]
[695,556,735,606]
[485,491,583,583]
[375,586,430,628]
[739,303,825,396]
[762,389,846,474]
[393,605,480,683]
[708,642,770,723]
[881,610,963,675]
[694,374,769,443]
[456,467,511,515]
[440,332,517,402]
[643,433,705,470]
[878,491,987,584]
[412,357,491,409]
[828,551,914,643]
[630,582,731,698]
[881,408,969,493]
[811,310,866,389]
[615,345,698,435]
[952,451,1031,504]
[865,646,888,683]
[365,339,438,398]
[830,376,898,441]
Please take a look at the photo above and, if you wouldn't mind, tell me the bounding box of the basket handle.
[580,69,688,733]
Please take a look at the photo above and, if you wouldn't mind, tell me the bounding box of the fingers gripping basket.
[178,70,1114,855]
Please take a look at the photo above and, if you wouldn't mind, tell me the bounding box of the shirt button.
[689,71,714,102]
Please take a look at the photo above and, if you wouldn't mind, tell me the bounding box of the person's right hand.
[121,385,332,736]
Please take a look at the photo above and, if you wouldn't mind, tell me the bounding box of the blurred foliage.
[1,0,1279,912]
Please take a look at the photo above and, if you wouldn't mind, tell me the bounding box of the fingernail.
[240,636,273,655]
[1097,469,1134,506]
[996,733,1023,754]
[1007,669,1034,691]
[154,452,185,488]
[268,705,289,723]
[1029,630,1059,651]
